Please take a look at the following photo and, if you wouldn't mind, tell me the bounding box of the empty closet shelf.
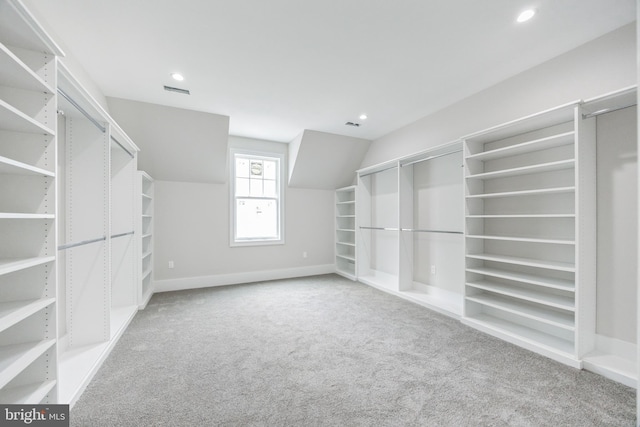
[466,281,575,311]
[0,257,55,276]
[466,234,575,245]
[0,298,56,333]
[0,339,56,389]
[0,155,55,177]
[466,186,575,199]
[466,131,575,161]
[0,213,55,219]
[0,100,55,135]
[0,380,56,404]
[0,41,55,93]
[466,253,575,272]
[466,266,575,291]
[466,294,575,330]
[467,159,575,180]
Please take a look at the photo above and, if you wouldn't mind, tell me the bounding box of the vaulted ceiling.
[24,0,635,143]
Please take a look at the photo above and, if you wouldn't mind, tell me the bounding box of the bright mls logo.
[1,405,69,426]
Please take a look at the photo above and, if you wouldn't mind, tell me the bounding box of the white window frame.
[229,147,285,247]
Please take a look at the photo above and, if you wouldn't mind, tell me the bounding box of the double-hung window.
[230,149,284,246]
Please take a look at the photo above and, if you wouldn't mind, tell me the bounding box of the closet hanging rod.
[58,236,106,251]
[359,226,400,231]
[358,164,398,178]
[111,136,134,159]
[57,88,106,133]
[400,149,462,168]
[581,102,637,119]
[111,231,135,239]
[400,228,463,235]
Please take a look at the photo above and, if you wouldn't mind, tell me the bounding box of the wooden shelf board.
[0,298,55,334]
[0,41,54,93]
[466,294,574,330]
[142,251,152,259]
[336,241,355,247]
[142,233,152,239]
[463,313,575,357]
[336,254,355,262]
[335,269,356,281]
[467,159,575,180]
[336,228,355,232]
[467,131,575,161]
[466,186,575,199]
[336,200,355,205]
[0,379,56,404]
[337,215,356,218]
[0,339,56,389]
[0,213,54,219]
[465,266,575,291]
[466,280,574,311]
[0,256,55,276]
[142,268,152,280]
[466,253,575,272]
[466,234,575,245]
[0,155,54,177]
[142,194,152,200]
[0,99,54,135]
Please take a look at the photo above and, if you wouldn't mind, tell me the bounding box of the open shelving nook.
[0,0,62,404]
[462,101,595,368]
[353,142,466,318]
[137,171,154,308]
[56,62,140,406]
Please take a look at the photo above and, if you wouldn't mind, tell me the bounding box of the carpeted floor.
[71,274,635,426]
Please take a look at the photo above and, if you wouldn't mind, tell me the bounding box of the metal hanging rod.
[57,88,106,133]
[359,226,400,231]
[401,149,462,168]
[111,136,134,159]
[111,231,135,239]
[582,102,637,119]
[400,228,463,235]
[58,236,106,251]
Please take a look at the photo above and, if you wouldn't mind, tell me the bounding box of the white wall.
[596,106,637,343]
[362,23,636,168]
[153,136,335,292]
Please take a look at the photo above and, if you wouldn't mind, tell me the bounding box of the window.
[230,149,284,246]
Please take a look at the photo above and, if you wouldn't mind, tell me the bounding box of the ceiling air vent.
[164,85,190,95]
[345,121,360,127]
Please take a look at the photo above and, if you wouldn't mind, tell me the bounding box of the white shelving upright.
[0,0,62,404]
[137,171,154,308]
[462,102,596,368]
[335,185,356,280]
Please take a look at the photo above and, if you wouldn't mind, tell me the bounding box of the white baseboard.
[153,264,336,293]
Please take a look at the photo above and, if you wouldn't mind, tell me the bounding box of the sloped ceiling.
[289,130,370,189]
[107,97,229,183]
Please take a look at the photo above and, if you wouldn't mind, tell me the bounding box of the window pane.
[263,160,276,180]
[236,198,278,239]
[236,157,250,178]
[264,180,276,197]
[236,177,250,196]
[249,178,263,196]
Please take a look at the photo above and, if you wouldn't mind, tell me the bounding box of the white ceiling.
[25,0,636,143]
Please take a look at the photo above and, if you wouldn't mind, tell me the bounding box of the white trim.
[153,264,335,293]
[229,147,285,247]
[582,335,637,388]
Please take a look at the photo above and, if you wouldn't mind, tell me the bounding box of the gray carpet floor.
[71,274,635,426]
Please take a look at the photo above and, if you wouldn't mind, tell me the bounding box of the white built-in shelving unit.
[137,171,154,308]
[335,185,356,280]
[353,142,465,317]
[56,62,140,406]
[462,102,596,368]
[0,0,63,404]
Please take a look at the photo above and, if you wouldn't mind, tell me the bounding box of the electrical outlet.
[302,251,308,258]
[168,261,174,269]
[430,265,436,275]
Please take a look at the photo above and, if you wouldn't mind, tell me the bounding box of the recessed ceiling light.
[517,9,536,23]
[359,114,368,120]
[170,72,184,81]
